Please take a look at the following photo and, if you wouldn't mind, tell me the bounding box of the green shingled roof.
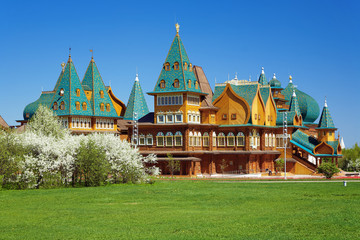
[258,68,267,85]
[282,80,320,124]
[124,75,150,120]
[326,141,340,155]
[289,91,301,116]
[259,86,270,105]
[291,129,320,153]
[150,31,202,94]
[317,101,336,129]
[269,74,282,89]
[23,92,55,120]
[81,58,118,118]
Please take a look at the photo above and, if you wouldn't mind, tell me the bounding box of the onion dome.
[269,73,282,89]
[282,76,320,124]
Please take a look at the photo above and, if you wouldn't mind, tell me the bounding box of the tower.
[316,98,336,142]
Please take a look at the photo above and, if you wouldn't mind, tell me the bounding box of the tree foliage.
[167,154,180,178]
[317,159,340,179]
[1,105,159,189]
[338,143,360,171]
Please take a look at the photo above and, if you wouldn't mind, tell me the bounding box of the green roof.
[269,74,282,88]
[23,92,54,120]
[282,81,320,123]
[151,30,201,94]
[259,86,270,104]
[327,141,340,154]
[258,68,267,85]
[124,75,150,120]
[81,58,118,118]
[289,91,301,116]
[317,101,336,129]
[291,129,320,153]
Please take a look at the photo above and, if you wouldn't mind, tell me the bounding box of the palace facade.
[22,24,342,175]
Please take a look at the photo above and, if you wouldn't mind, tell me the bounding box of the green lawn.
[1,180,359,240]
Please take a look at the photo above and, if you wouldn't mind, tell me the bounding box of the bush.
[74,139,109,187]
[317,161,340,179]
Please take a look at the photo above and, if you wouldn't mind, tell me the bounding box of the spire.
[317,99,336,129]
[124,74,150,120]
[289,89,301,116]
[150,24,201,94]
[289,75,293,83]
[81,57,118,117]
[258,67,267,85]
[175,23,180,34]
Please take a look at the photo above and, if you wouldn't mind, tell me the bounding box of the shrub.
[317,161,340,179]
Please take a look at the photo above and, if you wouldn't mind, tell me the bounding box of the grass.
[1,180,360,239]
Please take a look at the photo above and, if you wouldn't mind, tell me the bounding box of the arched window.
[82,102,87,111]
[189,132,194,146]
[175,131,183,146]
[189,63,193,72]
[100,103,105,111]
[174,62,179,70]
[156,132,164,146]
[106,103,111,112]
[76,101,80,110]
[250,131,254,148]
[76,88,80,97]
[165,132,173,146]
[160,80,166,89]
[195,132,202,146]
[218,132,225,147]
[272,134,276,147]
[265,133,269,147]
[147,134,153,145]
[165,62,170,71]
[188,79,192,88]
[53,102,58,110]
[203,132,209,147]
[212,132,217,147]
[256,133,260,148]
[60,101,65,110]
[174,79,179,88]
[195,80,199,89]
[237,132,245,146]
[227,132,235,146]
[184,62,188,70]
[100,90,104,98]
[139,134,146,145]
[59,88,64,96]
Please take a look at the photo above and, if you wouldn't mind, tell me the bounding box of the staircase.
[292,155,317,173]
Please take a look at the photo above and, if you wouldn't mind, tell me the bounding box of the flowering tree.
[2,105,159,189]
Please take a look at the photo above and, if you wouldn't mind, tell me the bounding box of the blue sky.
[1,0,359,147]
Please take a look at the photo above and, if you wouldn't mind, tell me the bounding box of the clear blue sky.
[1,0,359,147]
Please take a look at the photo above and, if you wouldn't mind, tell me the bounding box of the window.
[174,79,179,88]
[276,134,290,148]
[82,102,87,111]
[231,113,237,120]
[174,62,179,70]
[156,132,164,146]
[175,131,183,146]
[157,95,183,106]
[53,102,58,110]
[329,132,333,136]
[250,132,254,148]
[147,134,153,145]
[184,62,188,70]
[76,88,80,97]
[60,101,65,110]
[237,132,245,146]
[188,79,192,88]
[268,115,270,121]
[160,80,166,89]
[189,63,192,71]
[157,114,164,124]
[60,88,64,96]
[189,132,194,146]
[227,132,235,146]
[256,133,260,147]
[100,103,105,111]
[165,62,170,71]
[212,132,217,147]
[175,113,183,123]
[195,80,199,89]
[210,115,215,124]
[76,101,80,110]
[272,134,276,147]
[265,133,269,147]
[218,132,225,146]
[203,132,209,147]
[187,95,200,106]
[106,103,111,112]
[196,132,202,146]
[166,114,173,123]
[222,114,227,120]
[139,134,145,145]
[165,132,173,146]
[254,114,257,120]
[100,90,104,98]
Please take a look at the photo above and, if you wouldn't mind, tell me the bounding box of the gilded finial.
[61,62,65,72]
[90,49,94,60]
[175,23,180,34]
[289,75,293,83]
[68,47,72,62]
